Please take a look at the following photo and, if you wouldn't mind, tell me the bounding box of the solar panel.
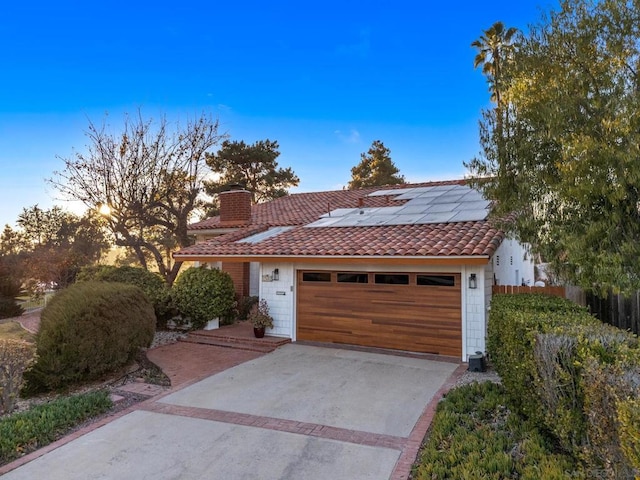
[307,185,490,227]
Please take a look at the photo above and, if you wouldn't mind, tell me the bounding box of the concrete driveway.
[2,344,461,480]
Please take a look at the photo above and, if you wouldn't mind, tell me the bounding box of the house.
[174,180,534,360]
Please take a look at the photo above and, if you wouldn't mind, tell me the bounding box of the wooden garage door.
[296,271,461,357]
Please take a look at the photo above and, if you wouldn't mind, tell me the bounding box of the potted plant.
[247,299,274,338]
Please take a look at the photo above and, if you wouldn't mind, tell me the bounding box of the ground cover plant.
[0,390,112,465]
[413,381,580,479]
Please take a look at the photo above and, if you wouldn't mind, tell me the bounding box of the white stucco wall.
[492,238,535,286]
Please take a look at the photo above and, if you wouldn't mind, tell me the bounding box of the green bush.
[486,294,594,422]
[413,382,580,479]
[0,257,23,319]
[0,296,23,319]
[77,265,171,327]
[0,390,112,465]
[237,295,259,321]
[487,293,640,478]
[0,339,35,414]
[579,352,640,479]
[617,396,640,472]
[171,266,237,330]
[22,281,155,393]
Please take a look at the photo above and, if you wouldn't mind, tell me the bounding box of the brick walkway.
[147,342,265,388]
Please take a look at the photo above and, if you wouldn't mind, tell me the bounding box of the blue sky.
[0,0,557,228]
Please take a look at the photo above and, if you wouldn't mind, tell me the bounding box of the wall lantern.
[468,273,477,289]
[272,268,280,281]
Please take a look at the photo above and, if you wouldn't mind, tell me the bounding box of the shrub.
[0,339,35,414]
[580,353,640,479]
[77,265,171,327]
[171,266,236,330]
[0,257,23,319]
[0,297,23,320]
[486,294,594,422]
[237,295,259,321]
[22,281,155,393]
[617,396,640,472]
[0,390,112,465]
[487,293,640,478]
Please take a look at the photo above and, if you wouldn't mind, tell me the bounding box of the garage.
[296,270,462,357]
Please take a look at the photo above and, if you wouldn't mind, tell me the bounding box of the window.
[302,272,331,282]
[417,275,455,287]
[337,273,368,283]
[374,274,409,285]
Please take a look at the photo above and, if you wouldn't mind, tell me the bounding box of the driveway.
[2,344,461,480]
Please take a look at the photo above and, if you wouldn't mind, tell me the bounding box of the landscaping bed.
[412,381,580,479]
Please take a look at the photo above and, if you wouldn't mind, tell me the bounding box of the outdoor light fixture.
[272,268,279,281]
[469,273,477,289]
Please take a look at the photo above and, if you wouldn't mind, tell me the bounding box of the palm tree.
[472,21,518,108]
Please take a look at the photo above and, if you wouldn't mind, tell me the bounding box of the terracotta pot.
[253,326,265,338]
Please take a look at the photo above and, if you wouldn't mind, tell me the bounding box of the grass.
[0,322,34,343]
[0,390,113,465]
[412,381,583,479]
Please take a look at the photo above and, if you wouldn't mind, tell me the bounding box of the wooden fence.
[492,285,566,298]
[585,290,640,336]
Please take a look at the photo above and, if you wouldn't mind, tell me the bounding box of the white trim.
[461,265,468,361]
[175,254,491,263]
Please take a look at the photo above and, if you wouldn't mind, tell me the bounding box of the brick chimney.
[219,187,252,225]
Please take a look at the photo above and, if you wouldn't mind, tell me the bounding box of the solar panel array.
[306,184,490,228]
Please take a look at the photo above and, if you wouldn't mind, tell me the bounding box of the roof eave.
[172,254,491,266]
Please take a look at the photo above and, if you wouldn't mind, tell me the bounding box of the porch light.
[272,268,279,281]
[468,273,477,289]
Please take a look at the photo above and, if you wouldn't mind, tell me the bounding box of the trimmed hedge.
[77,265,170,327]
[171,266,236,330]
[487,293,640,478]
[22,281,155,393]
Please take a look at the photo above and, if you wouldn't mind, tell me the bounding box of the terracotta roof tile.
[188,180,465,230]
[177,180,506,260]
[176,222,504,258]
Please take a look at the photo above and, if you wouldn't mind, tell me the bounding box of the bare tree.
[50,111,225,285]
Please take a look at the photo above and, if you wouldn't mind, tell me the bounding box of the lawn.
[0,321,34,343]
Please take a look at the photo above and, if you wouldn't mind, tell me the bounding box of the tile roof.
[176,222,504,258]
[176,180,505,261]
[188,180,466,230]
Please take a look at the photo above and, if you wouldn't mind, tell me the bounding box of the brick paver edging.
[141,402,407,450]
[390,363,468,480]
